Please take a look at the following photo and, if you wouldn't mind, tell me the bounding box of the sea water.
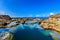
[0,17,53,40]
[12,24,53,40]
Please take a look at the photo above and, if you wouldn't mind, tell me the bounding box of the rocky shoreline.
[1,14,60,34]
[0,15,41,28]
[40,14,60,34]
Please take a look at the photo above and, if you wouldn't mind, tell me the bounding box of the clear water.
[0,17,53,40]
[12,24,53,40]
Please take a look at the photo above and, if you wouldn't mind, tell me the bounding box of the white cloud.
[50,12,54,15]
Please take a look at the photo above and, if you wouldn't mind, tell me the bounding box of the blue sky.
[0,0,60,17]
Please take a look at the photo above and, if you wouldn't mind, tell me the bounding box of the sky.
[0,0,60,17]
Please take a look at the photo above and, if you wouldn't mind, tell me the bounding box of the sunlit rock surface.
[0,15,11,28]
[40,14,60,33]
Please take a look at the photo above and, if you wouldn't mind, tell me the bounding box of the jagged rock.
[40,14,60,33]
[0,15,11,20]
[0,15,11,27]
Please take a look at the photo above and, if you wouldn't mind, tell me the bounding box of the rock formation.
[0,15,38,28]
[40,14,60,33]
[0,15,11,27]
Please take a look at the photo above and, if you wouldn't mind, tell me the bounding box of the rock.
[29,22,37,24]
[0,15,11,20]
[40,14,60,34]
[0,15,11,28]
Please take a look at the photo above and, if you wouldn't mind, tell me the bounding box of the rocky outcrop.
[0,15,38,28]
[40,14,60,33]
[0,15,11,20]
[0,15,11,27]
[0,15,44,28]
